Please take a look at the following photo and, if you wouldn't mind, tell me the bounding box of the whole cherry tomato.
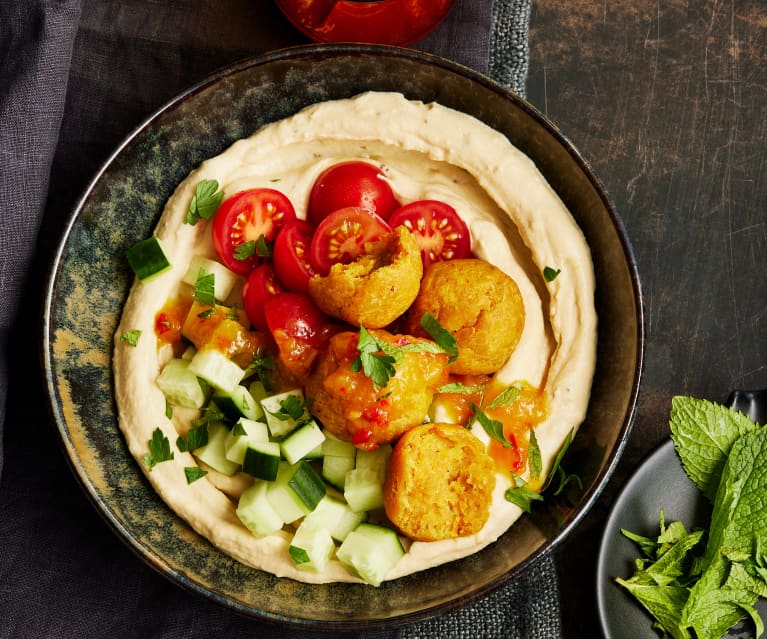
[308,161,399,226]
[212,188,296,275]
[388,199,471,268]
[272,219,318,294]
[309,206,392,276]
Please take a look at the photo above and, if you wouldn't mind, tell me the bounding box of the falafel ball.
[308,226,422,329]
[404,258,525,375]
[383,423,496,541]
[305,329,449,450]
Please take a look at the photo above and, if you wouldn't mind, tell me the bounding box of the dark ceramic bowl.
[42,44,644,628]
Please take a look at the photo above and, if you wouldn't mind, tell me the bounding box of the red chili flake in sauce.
[352,429,373,446]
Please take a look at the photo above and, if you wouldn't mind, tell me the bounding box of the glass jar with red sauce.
[275,0,455,46]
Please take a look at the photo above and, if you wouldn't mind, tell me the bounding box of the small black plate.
[597,390,767,638]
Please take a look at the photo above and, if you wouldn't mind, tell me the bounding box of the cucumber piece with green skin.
[192,421,240,476]
[182,256,238,302]
[188,348,244,393]
[260,389,307,439]
[280,420,326,465]
[336,523,405,587]
[266,462,326,524]
[125,236,171,282]
[242,442,281,481]
[355,445,391,478]
[289,522,335,572]
[156,359,207,409]
[302,495,366,542]
[236,481,284,537]
[224,418,269,465]
[213,384,264,421]
[321,434,357,458]
[322,454,355,491]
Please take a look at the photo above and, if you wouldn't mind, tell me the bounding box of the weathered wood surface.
[527,1,767,635]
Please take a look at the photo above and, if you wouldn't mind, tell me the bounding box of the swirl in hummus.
[113,92,597,584]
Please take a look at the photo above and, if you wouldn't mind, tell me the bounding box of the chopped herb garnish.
[232,421,247,437]
[197,308,215,319]
[420,312,459,362]
[540,428,581,494]
[176,423,209,452]
[543,266,561,282]
[289,546,311,565]
[504,474,544,512]
[184,467,208,484]
[165,399,173,420]
[144,427,174,470]
[243,356,275,390]
[528,429,542,480]
[120,329,142,347]
[194,270,216,306]
[269,178,281,183]
[233,240,257,261]
[487,385,521,409]
[184,179,224,225]
[470,403,512,448]
[268,394,312,423]
[437,381,486,395]
[351,326,397,388]
[226,306,241,321]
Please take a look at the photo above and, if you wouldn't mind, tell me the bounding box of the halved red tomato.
[212,188,296,275]
[264,291,329,350]
[309,206,392,276]
[242,263,283,332]
[388,199,471,268]
[308,161,399,226]
[272,219,317,294]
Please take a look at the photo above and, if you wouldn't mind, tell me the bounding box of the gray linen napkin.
[0,1,561,637]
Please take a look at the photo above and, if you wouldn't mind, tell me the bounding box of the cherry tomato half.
[212,188,296,276]
[242,263,283,332]
[272,219,318,294]
[308,161,400,226]
[264,291,328,350]
[309,206,392,276]
[388,199,471,268]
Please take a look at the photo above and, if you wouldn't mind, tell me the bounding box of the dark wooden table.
[527,2,767,635]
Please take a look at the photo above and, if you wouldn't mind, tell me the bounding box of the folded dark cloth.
[0,1,560,637]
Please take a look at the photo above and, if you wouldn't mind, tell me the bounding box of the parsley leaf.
[184,179,224,225]
[470,403,513,448]
[176,423,209,452]
[184,467,208,484]
[243,356,275,391]
[543,266,561,282]
[351,326,398,388]
[267,395,312,424]
[119,329,142,347]
[233,241,257,261]
[419,312,459,362]
[143,427,174,470]
[194,270,216,306]
[504,474,544,513]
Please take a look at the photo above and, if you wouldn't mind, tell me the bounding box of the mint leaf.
[670,396,760,502]
[144,427,174,470]
[504,474,543,512]
[528,428,542,480]
[470,403,512,448]
[437,381,485,395]
[184,179,224,225]
[487,385,520,409]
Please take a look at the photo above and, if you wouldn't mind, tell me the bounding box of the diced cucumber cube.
[322,454,356,490]
[303,496,366,542]
[289,522,335,572]
[355,445,392,479]
[344,467,385,512]
[242,442,281,481]
[224,418,269,465]
[192,421,240,476]
[266,462,323,524]
[321,434,357,459]
[236,481,284,537]
[280,420,326,465]
[213,384,264,421]
[260,389,306,439]
[156,359,207,409]
[182,256,238,302]
[125,236,171,282]
[337,523,404,587]
[188,348,244,393]
[181,345,197,361]
[248,380,268,403]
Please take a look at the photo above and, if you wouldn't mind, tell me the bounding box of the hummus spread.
[113,92,597,583]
